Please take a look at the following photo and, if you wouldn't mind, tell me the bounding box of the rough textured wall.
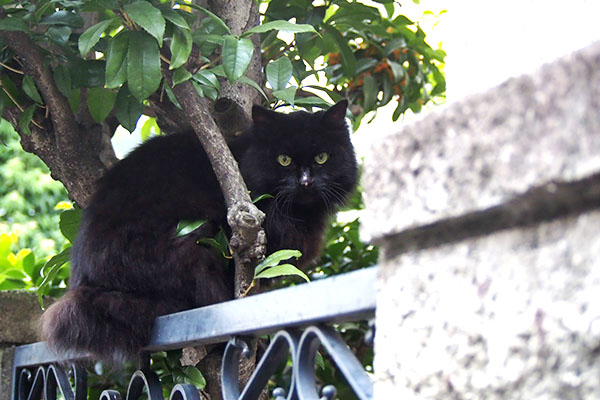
[363,42,600,399]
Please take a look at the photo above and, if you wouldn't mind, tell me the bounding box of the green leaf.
[176,220,206,237]
[40,11,83,28]
[0,278,29,290]
[53,64,72,97]
[254,263,309,282]
[186,4,231,35]
[321,25,356,77]
[243,20,316,36]
[115,86,142,132]
[78,18,116,57]
[37,247,71,307]
[105,31,129,88]
[140,117,160,140]
[193,70,220,92]
[0,16,28,32]
[127,31,162,100]
[251,193,273,203]
[238,76,268,101]
[19,105,36,135]
[266,57,293,91]
[172,67,192,86]
[221,35,254,82]
[22,76,43,104]
[362,73,378,111]
[255,249,302,275]
[387,60,405,83]
[47,26,72,45]
[59,208,82,243]
[170,26,192,70]
[87,87,118,123]
[196,237,230,259]
[163,84,182,109]
[162,9,190,31]
[273,86,297,105]
[124,1,165,45]
[182,366,206,389]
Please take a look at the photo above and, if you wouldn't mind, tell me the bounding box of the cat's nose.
[299,169,313,188]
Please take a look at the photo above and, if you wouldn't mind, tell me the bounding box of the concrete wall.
[363,42,600,399]
[0,291,44,400]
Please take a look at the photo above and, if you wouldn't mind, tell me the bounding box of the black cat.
[41,100,358,363]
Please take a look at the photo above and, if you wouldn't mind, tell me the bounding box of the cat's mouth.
[293,188,319,205]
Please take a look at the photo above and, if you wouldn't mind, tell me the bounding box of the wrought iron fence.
[11,266,377,400]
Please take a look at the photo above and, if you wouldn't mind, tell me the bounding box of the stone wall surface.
[375,211,600,399]
[364,42,600,399]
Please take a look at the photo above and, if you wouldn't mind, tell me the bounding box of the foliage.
[0,0,443,131]
[0,0,444,398]
[0,120,68,257]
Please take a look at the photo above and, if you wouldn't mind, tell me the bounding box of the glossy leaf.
[255,249,302,275]
[22,76,43,104]
[78,18,116,57]
[172,67,192,86]
[254,264,310,282]
[222,36,254,82]
[59,208,82,243]
[87,87,117,123]
[266,57,293,91]
[37,247,71,306]
[123,1,165,45]
[162,9,190,31]
[273,86,297,105]
[243,20,316,36]
[127,31,162,101]
[169,27,192,70]
[19,105,35,135]
[0,16,28,31]
[140,117,160,140]
[321,25,356,76]
[115,86,142,132]
[105,31,129,88]
[186,4,231,35]
[176,220,206,237]
[238,76,269,101]
[40,11,83,28]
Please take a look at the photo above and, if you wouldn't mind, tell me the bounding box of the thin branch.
[0,30,80,151]
[0,61,24,74]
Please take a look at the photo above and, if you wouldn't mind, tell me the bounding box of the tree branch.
[0,25,116,207]
[167,76,265,298]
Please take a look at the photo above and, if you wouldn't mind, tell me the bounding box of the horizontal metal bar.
[13,266,377,367]
[147,266,377,351]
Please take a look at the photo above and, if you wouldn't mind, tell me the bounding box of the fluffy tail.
[41,286,173,364]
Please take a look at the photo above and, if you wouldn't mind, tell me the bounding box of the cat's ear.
[321,100,348,127]
[252,105,278,126]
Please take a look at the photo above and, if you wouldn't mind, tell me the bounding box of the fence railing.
[11,266,377,400]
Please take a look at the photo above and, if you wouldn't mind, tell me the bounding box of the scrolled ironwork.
[222,330,301,400]
[99,390,122,400]
[15,364,87,400]
[168,383,202,400]
[222,326,373,400]
[296,326,373,400]
[125,369,164,400]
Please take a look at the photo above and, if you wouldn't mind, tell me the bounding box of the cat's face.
[241,101,358,215]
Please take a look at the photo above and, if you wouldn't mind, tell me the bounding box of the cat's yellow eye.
[277,154,292,167]
[314,152,329,165]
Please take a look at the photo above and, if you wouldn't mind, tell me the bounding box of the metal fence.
[11,266,377,400]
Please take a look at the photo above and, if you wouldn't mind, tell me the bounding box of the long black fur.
[41,101,358,363]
